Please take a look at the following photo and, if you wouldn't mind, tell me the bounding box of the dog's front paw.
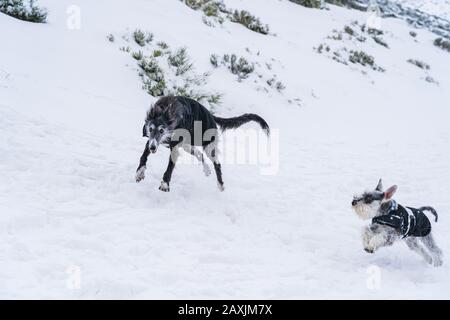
[217,182,225,192]
[159,181,170,192]
[135,166,146,183]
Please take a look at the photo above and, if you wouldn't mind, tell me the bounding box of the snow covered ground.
[391,0,450,20]
[1,0,449,299]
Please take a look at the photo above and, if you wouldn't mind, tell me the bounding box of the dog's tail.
[213,114,270,136]
[420,206,438,222]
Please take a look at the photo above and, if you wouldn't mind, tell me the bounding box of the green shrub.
[229,10,269,35]
[183,0,203,10]
[0,0,47,23]
[344,25,355,36]
[222,54,255,79]
[267,78,286,91]
[349,50,374,66]
[133,29,146,47]
[373,36,389,48]
[168,47,193,76]
[203,2,219,16]
[133,30,153,47]
[434,37,450,52]
[407,59,430,70]
[289,0,321,9]
[132,51,143,61]
[153,49,163,57]
[157,41,169,49]
[210,54,219,67]
[138,57,166,96]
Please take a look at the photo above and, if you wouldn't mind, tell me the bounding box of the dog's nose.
[352,200,358,206]
[149,145,157,152]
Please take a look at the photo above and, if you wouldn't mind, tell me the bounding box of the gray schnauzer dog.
[351,179,443,266]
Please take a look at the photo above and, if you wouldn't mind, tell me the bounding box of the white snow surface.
[391,0,450,20]
[1,0,450,299]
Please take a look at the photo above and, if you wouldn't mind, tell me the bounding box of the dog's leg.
[363,225,397,253]
[159,147,180,192]
[204,142,224,191]
[183,145,211,177]
[420,234,443,267]
[405,237,434,265]
[136,141,150,183]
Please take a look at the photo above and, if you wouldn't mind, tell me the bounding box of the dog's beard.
[353,202,380,220]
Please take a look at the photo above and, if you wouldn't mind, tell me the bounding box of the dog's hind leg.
[420,234,443,267]
[405,237,434,265]
[182,145,211,177]
[136,141,150,183]
[204,142,224,192]
[159,146,180,192]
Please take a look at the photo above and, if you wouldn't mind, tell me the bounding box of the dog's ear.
[384,185,398,199]
[142,124,147,137]
[375,178,383,191]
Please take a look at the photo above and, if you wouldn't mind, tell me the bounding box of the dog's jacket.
[372,200,432,238]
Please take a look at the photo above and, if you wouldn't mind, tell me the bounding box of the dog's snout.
[149,145,157,152]
[352,200,358,206]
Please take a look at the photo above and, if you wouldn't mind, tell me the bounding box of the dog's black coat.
[137,95,270,191]
[373,201,437,238]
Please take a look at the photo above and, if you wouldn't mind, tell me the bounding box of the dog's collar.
[387,200,398,214]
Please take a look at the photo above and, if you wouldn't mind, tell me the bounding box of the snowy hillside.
[1,0,450,299]
[392,0,450,20]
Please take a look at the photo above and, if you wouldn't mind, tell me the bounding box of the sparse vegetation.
[132,51,143,61]
[349,50,374,66]
[153,49,163,57]
[133,29,153,47]
[157,41,169,50]
[409,31,417,38]
[138,56,166,96]
[434,37,450,52]
[288,0,321,9]
[373,36,389,48]
[407,59,430,70]
[116,30,221,108]
[210,54,219,68]
[267,77,286,92]
[344,25,355,37]
[315,43,330,54]
[218,54,255,80]
[168,48,193,76]
[230,10,269,35]
[0,0,47,23]
[425,76,438,85]
[107,34,115,42]
[181,0,269,35]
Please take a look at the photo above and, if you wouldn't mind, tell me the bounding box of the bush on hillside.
[229,10,269,35]
[289,0,321,9]
[407,59,430,70]
[0,0,47,23]
[214,54,255,79]
[434,37,450,52]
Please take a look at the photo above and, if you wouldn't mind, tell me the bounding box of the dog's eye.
[364,196,373,203]
[149,127,153,132]
[159,128,164,134]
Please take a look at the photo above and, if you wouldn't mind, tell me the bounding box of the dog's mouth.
[352,203,377,220]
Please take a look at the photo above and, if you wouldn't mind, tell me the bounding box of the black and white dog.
[135,96,269,192]
[351,179,443,266]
